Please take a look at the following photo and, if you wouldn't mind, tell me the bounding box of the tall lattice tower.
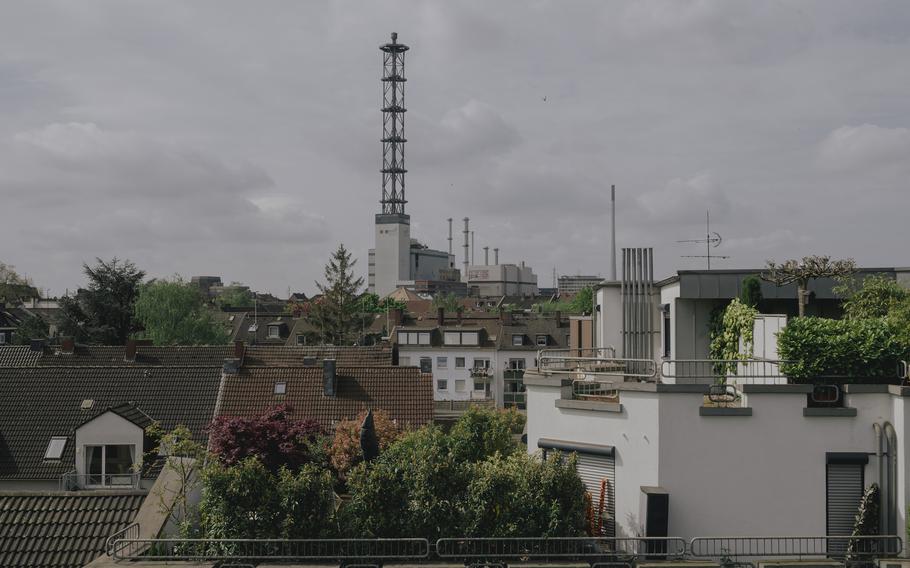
[380,32,408,215]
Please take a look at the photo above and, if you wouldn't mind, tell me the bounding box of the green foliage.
[306,244,370,345]
[432,292,460,313]
[763,256,856,317]
[358,293,407,314]
[343,407,585,539]
[777,317,905,382]
[215,286,253,309]
[847,484,880,561]
[838,275,909,320]
[534,286,594,315]
[135,278,228,345]
[709,298,758,379]
[464,452,587,537]
[12,314,49,345]
[0,262,39,305]
[739,275,763,308]
[200,458,334,540]
[58,258,146,344]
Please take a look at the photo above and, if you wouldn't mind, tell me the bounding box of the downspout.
[874,423,885,533]
[884,422,898,536]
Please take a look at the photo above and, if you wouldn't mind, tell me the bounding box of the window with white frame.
[455,379,466,392]
[418,332,431,345]
[473,358,491,369]
[399,356,411,366]
[455,357,465,369]
[296,334,306,346]
[44,437,67,460]
[512,334,524,346]
[398,331,433,345]
[508,358,526,370]
[85,444,136,486]
[437,379,448,390]
[536,334,548,347]
[268,325,281,339]
[443,331,461,345]
[437,356,447,369]
[461,331,479,345]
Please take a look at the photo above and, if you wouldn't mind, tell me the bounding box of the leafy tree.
[739,275,763,309]
[208,405,327,473]
[329,410,401,482]
[215,285,253,309]
[0,262,39,305]
[432,292,460,313]
[762,256,856,317]
[12,314,49,345]
[837,274,908,320]
[306,244,370,345]
[448,406,524,463]
[847,483,880,562]
[135,278,228,345]
[58,258,145,344]
[567,287,594,314]
[357,293,407,314]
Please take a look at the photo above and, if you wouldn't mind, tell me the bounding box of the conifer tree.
[306,244,369,345]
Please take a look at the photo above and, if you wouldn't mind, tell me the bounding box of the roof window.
[274,382,287,395]
[44,437,67,460]
[248,324,258,332]
[81,399,94,410]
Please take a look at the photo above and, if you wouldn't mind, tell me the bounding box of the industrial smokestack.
[471,231,475,265]
[463,217,470,278]
[494,248,499,265]
[484,246,489,266]
[610,184,617,281]
[447,218,453,256]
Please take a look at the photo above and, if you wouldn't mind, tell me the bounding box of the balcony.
[60,470,141,491]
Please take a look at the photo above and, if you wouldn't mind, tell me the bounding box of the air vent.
[81,399,94,410]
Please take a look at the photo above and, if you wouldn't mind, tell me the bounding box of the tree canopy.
[12,314,49,345]
[305,244,370,345]
[762,256,855,317]
[0,262,39,305]
[58,258,145,344]
[215,285,254,309]
[134,278,228,345]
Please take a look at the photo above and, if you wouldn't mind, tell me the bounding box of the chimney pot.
[323,359,337,397]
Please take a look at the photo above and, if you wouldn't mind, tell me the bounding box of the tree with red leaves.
[208,405,326,473]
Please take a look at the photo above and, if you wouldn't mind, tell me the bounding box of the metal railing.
[59,470,141,490]
[901,360,909,381]
[572,380,619,400]
[105,522,139,558]
[661,359,789,384]
[540,347,617,360]
[434,399,496,412]
[689,535,903,560]
[538,355,658,380]
[436,537,687,561]
[110,538,430,561]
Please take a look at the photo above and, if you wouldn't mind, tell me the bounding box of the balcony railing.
[660,358,789,385]
[60,470,141,491]
[469,366,494,379]
[572,380,619,401]
[537,354,658,380]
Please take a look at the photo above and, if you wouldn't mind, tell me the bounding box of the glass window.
[86,446,103,485]
[437,379,448,390]
[397,331,411,345]
[437,357,447,368]
[274,382,286,395]
[105,445,134,476]
[418,332,431,345]
[248,324,258,332]
[268,325,280,338]
[455,357,465,368]
[0,333,5,344]
[474,381,486,391]
[508,358,526,370]
[663,311,671,358]
[44,437,67,460]
[443,332,461,345]
[473,358,491,369]
[455,379,466,392]
[512,334,524,346]
[461,332,479,345]
[419,357,432,373]
[536,334,548,347]
[296,334,306,346]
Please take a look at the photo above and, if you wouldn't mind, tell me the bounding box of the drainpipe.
[884,422,898,536]
[874,423,885,533]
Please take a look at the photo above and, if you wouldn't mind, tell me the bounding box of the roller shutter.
[576,452,616,538]
[826,462,864,556]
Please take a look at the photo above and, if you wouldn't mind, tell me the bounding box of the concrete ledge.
[656,383,711,393]
[803,407,858,417]
[889,385,910,397]
[741,384,813,393]
[699,406,752,416]
[556,399,623,413]
[523,374,571,387]
[843,384,890,393]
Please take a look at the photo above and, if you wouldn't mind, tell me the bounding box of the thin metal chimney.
[494,248,499,265]
[447,218,453,256]
[484,246,489,266]
[610,184,617,281]
[462,217,470,277]
[471,231,475,265]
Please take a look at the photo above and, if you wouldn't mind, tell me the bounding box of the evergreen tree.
[58,258,145,344]
[306,244,369,345]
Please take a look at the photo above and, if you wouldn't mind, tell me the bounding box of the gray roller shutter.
[576,452,616,538]
[826,462,864,556]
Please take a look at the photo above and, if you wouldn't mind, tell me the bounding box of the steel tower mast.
[380,33,408,215]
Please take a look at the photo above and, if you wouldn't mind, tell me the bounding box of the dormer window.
[44,437,67,460]
[268,325,281,339]
[536,334,548,347]
[512,334,524,346]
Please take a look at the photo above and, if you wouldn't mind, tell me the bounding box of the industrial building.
[557,274,602,296]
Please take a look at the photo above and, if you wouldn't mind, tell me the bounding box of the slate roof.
[0,346,41,367]
[81,402,156,430]
[0,345,233,367]
[0,490,144,568]
[0,366,222,480]
[216,366,433,428]
[497,316,571,351]
[242,345,393,367]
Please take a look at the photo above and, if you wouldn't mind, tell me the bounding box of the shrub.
[448,406,525,463]
[709,298,758,379]
[329,410,401,482]
[739,275,763,308]
[838,275,908,320]
[847,484,880,561]
[777,317,904,382]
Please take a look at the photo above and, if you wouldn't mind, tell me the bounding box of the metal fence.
[539,347,617,360]
[660,359,789,385]
[59,470,141,491]
[572,380,619,400]
[110,538,430,561]
[538,355,658,380]
[689,536,903,560]
[105,522,139,558]
[435,537,687,561]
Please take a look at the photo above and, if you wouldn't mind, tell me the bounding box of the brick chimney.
[124,339,138,363]
[436,307,445,326]
[500,310,513,325]
[61,337,75,355]
[29,339,46,352]
[389,308,403,328]
[233,340,245,360]
[323,359,337,397]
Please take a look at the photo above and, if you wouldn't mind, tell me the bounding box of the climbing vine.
[709,298,758,379]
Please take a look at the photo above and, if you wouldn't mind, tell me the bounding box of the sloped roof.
[216,366,433,428]
[242,345,393,367]
[80,402,156,430]
[497,317,571,351]
[0,346,41,367]
[0,490,144,568]
[0,366,221,480]
[0,345,233,368]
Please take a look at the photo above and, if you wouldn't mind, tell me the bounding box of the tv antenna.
[677,210,729,269]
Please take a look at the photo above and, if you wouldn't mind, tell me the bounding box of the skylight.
[274,382,287,395]
[81,399,94,410]
[44,437,67,460]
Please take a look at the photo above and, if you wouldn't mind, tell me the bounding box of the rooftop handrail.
[105,522,139,557]
[58,471,141,490]
[688,535,903,559]
[538,355,658,380]
[539,347,617,359]
[661,358,790,383]
[436,537,687,560]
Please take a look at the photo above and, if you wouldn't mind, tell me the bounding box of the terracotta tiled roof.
[216,366,433,428]
[242,345,393,367]
[0,345,233,368]
[0,490,144,568]
[0,366,221,480]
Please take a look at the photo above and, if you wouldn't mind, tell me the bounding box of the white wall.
[75,412,144,475]
[372,216,411,296]
[595,284,622,354]
[399,346,497,403]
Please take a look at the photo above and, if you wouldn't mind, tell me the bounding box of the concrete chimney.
[494,248,499,265]
[124,339,138,363]
[484,246,489,266]
[323,359,337,397]
[61,337,75,355]
[463,217,470,279]
[233,340,245,360]
[610,184,617,281]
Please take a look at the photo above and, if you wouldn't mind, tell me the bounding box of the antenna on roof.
[677,210,730,269]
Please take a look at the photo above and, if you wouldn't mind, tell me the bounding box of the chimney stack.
[484,246,489,266]
[323,359,337,397]
[456,307,463,325]
[29,339,46,352]
[437,307,445,326]
[447,218,453,256]
[389,307,403,328]
[494,248,499,265]
[124,339,138,363]
[233,340,245,360]
[471,231,475,265]
[61,337,75,355]
[463,217,470,278]
[223,358,241,375]
[500,310,513,325]
[554,310,562,327]
[610,184,617,281]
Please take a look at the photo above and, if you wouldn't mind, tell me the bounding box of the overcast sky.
[2,1,909,296]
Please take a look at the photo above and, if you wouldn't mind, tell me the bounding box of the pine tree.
[306,244,369,345]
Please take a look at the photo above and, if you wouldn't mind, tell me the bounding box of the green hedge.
[778,317,905,382]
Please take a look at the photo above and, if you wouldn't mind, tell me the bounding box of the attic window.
[268,325,280,339]
[536,334,548,347]
[81,399,95,410]
[512,334,524,346]
[44,437,67,460]
[274,382,287,395]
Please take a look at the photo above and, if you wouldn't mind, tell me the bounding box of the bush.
[330,410,401,482]
[778,317,905,382]
[449,406,524,463]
